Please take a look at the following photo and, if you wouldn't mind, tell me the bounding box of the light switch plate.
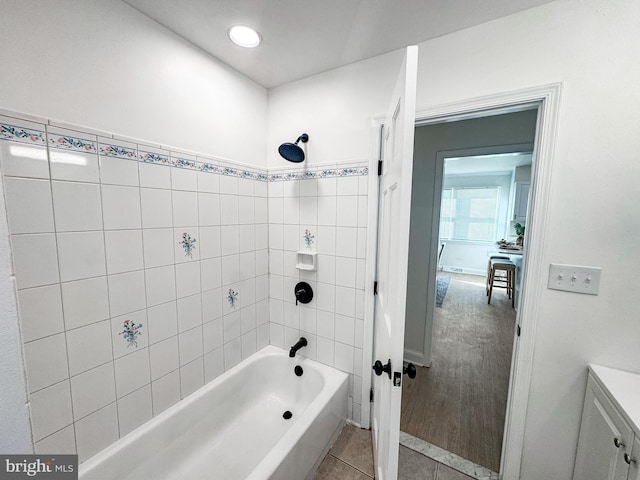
[548,263,602,295]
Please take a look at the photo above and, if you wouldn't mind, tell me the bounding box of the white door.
[371,45,418,480]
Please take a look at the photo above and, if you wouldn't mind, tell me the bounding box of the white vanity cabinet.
[573,365,640,480]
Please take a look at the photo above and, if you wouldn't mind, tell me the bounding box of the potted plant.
[514,222,525,246]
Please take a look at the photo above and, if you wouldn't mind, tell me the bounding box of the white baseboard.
[403,348,431,367]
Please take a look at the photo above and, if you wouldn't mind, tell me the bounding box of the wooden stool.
[487,258,515,307]
[486,255,510,294]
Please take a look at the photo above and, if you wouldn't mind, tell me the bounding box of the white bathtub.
[79,345,348,480]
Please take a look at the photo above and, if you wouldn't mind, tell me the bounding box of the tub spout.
[289,337,308,357]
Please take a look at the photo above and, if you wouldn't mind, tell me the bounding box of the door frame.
[361,83,562,479]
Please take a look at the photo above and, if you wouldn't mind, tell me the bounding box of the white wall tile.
[238,196,255,225]
[254,197,268,223]
[177,294,202,332]
[201,257,222,292]
[219,194,239,225]
[284,327,301,351]
[220,225,240,256]
[102,185,141,230]
[145,265,176,307]
[254,180,268,198]
[175,261,201,298]
[241,330,257,360]
[257,323,269,350]
[335,314,355,346]
[316,336,334,367]
[117,384,153,437]
[354,320,364,349]
[149,336,179,380]
[66,320,112,376]
[268,197,283,224]
[105,229,143,275]
[50,151,100,183]
[317,196,337,226]
[74,403,119,462]
[57,231,106,282]
[219,175,238,195]
[171,190,198,227]
[30,380,73,442]
[283,197,299,224]
[335,257,357,288]
[35,425,76,455]
[199,226,221,259]
[282,179,299,198]
[238,178,254,197]
[99,156,139,187]
[18,284,64,342]
[336,227,358,258]
[204,347,224,382]
[300,179,318,197]
[299,196,318,224]
[239,252,255,282]
[299,333,317,361]
[108,270,146,317]
[111,310,148,358]
[202,288,223,323]
[316,310,335,340]
[317,226,336,255]
[337,176,359,196]
[269,273,284,301]
[180,357,204,397]
[318,177,337,196]
[269,322,284,349]
[238,224,255,253]
[335,342,354,373]
[151,370,180,415]
[143,228,174,268]
[336,196,358,226]
[179,327,203,366]
[61,276,110,330]
[282,225,298,251]
[70,363,116,420]
[255,252,268,277]
[171,166,197,191]
[139,162,170,189]
[52,181,102,233]
[198,193,220,226]
[203,317,223,353]
[23,333,69,392]
[356,258,366,289]
[147,301,178,344]
[223,309,242,341]
[241,303,257,334]
[221,254,240,286]
[114,348,150,398]
[357,196,368,227]
[356,227,367,259]
[175,228,199,263]
[283,302,299,330]
[223,337,241,370]
[355,290,365,319]
[140,188,173,228]
[317,255,336,284]
[268,180,283,198]
[299,306,317,335]
[335,286,356,317]
[316,282,335,313]
[269,224,283,250]
[269,249,284,276]
[4,177,54,234]
[197,171,219,193]
[0,142,49,179]
[12,233,59,289]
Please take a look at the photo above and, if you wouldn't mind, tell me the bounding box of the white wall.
[267,1,640,478]
[0,0,268,167]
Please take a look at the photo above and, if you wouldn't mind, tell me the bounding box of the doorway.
[399,110,538,476]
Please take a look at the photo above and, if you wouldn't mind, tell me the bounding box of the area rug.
[435,276,451,307]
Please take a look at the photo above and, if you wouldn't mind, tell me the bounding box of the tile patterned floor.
[315,424,480,480]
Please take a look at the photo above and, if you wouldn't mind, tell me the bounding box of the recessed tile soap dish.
[296,251,317,271]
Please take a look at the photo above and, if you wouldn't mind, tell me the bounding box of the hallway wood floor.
[400,273,516,472]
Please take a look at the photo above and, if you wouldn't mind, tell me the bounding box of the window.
[439,187,500,241]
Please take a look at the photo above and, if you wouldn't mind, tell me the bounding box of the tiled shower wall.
[0,115,269,461]
[267,166,369,424]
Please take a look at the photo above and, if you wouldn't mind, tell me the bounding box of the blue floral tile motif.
[0,123,46,145]
[174,157,197,170]
[49,134,97,153]
[266,165,368,182]
[179,232,197,258]
[304,229,315,248]
[227,288,238,308]
[99,143,137,160]
[119,319,143,348]
[139,150,170,165]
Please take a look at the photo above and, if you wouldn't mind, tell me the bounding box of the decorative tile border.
[0,122,46,146]
[0,117,366,182]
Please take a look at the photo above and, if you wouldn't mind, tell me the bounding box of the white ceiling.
[444,152,532,176]
[122,0,554,88]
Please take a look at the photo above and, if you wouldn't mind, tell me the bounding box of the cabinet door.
[627,437,640,480]
[573,377,633,480]
[513,182,530,222]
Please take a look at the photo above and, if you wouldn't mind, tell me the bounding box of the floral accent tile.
[267,166,368,182]
[227,288,238,308]
[304,229,315,248]
[48,132,97,153]
[179,232,197,258]
[119,319,143,348]
[99,141,137,160]
[0,122,46,145]
[173,157,197,170]
[139,149,170,165]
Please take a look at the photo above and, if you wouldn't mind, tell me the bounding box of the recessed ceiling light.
[228,25,261,48]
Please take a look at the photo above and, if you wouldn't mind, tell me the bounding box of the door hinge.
[377,160,383,176]
[370,388,374,403]
[373,281,378,295]
[517,325,521,337]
